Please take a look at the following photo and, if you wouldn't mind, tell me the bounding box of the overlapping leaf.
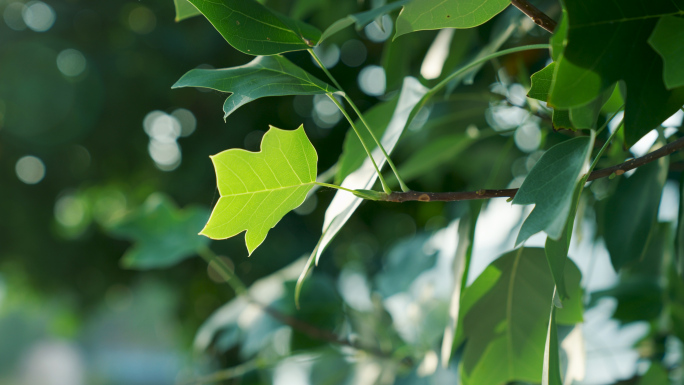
[200,125,317,255]
[172,55,337,120]
[452,248,583,385]
[186,0,321,55]
[394,0,510,39]
[548,0,684,146]
[649,15,684,89]
[320,0,409,44]
[173,0,200,22]
[513,136,593,244]
[108,193,210,269]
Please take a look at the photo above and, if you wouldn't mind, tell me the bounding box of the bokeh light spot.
[128,5,156,34]
[364,14,392,42]
[340,39,367,67]
[15,155,46,184]
[55,195,87,228]
[171,108,197,137]
[22,1,55,32]
[3,2,27,31]
[358,65,386,96]
[56,49,87,78]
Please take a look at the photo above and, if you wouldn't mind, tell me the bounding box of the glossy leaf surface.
[395,0,510,38]
[201,125,317,255]
[513,136,593,244]
[172,55,337,120]
[187,0,321,55]
[109,194,210,269]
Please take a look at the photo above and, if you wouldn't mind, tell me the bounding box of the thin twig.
[510,0,557,33]
[383,136,684,202]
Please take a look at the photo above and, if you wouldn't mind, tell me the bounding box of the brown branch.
[384,136,684,203]
[510,0,557,33]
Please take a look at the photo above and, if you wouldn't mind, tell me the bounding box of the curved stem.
[326,93,392,194]
[314,181,357,194]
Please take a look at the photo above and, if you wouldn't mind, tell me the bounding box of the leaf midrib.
[220,182,315,198]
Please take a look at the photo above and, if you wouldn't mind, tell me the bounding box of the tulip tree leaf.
[513,136,593,245]
[186,0,321,55]
[453,248,583,385]
[108,194,211,269]
[649,15,684,89]
[173,0,201,22]
[548,0,684,146]
[394,0,510,39]
[172,55,337,120]
[319,0,409,44]
[200,125,317,255]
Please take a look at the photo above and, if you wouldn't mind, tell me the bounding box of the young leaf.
[186,0,321,55]
[603,153,668,271]
[453,248,582,385]
[200,125,317,255]
[649,15,684,89]
[548,1,684,146]
[108,193,210,269]
[394,0,510,39]
[319,0,409,44]
[172,55,337,120]
[513,136,593,245]
[173,0,200,22]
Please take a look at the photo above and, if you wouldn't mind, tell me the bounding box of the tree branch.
[384,136,684,203]
[510,0,557,33]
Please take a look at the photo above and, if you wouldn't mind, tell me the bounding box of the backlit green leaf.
[650,15,684,89]
[108,193,210,269]
[513,136,593,245]
[187,0,321,55]
[173,0,200,22]
[454,248,582,385]
[394,0,510,39]
[548,0,684,146]
[172,55,337,120]
[200,125,317,255]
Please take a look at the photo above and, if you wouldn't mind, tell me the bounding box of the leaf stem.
[314,181,358,194]
[510,0,557,33]
[197,246,247,295]
[326,93,392,194]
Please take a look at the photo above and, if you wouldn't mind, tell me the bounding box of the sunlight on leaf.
[173,0,200,22]
[200,125,317,255]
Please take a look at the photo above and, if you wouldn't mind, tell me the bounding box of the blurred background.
[1,0,682,384]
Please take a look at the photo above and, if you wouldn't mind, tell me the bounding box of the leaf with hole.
[513,136,593,245]
[108,194,210,269]
[172,55,337,120]
[200,125,317,255]
[186,0,322,55]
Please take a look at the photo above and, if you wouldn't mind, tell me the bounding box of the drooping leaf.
[603,151,668,271]
[108,193,210,269]
[548,0,684,146]
[172,55,337,120]
[200,125,317,255]
[513,135,593,245]
[394,0,510,39]
[173,0,200,22]
[319,0,409,44]
[453,248,583,385]
[649,15,684,89]
[186,0,321,55]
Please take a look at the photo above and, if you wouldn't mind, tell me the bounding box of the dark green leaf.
[396,134,477,183]
[319,0,409,44]
[108,194,210,269]
[453,248,582,385]
[548,0,684,146]
[513,136,593,244]
[603,152,668,271]
[649,15,684,89]
[187,0,321,55]
[394,0,510,39]
[200,125,317,255]
[637,362,669,385]
[173,55,337,120]
[173,0,200,22]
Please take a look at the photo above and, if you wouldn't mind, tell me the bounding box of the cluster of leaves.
[102,0,684,383]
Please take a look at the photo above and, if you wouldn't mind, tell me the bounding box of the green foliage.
[172,55,337,119]
[200,125,317,255]
[394,0,510,38]
[173,0,200,22]
[512,136,593,244]
[186,0,321,55]
[319,0,408,44]
[108,194,210,269]
[650,15,684,90]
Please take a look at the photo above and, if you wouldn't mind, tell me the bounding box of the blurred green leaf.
[187,0,321,55]
[593,277,663,323]
[108,193,210,269]
[603,153,668,271]
[397,134,477,183]
[548,0,684,146]
[394,0,510,39]
[649,15,684,89]
[513,136,593,244]
[637,362,669,385]
[319,0,409,44]
[173,0,200,22]
[453,248,582,385]
[375,234,437,298]
[173,55,337,120]
[200,125,317,255]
